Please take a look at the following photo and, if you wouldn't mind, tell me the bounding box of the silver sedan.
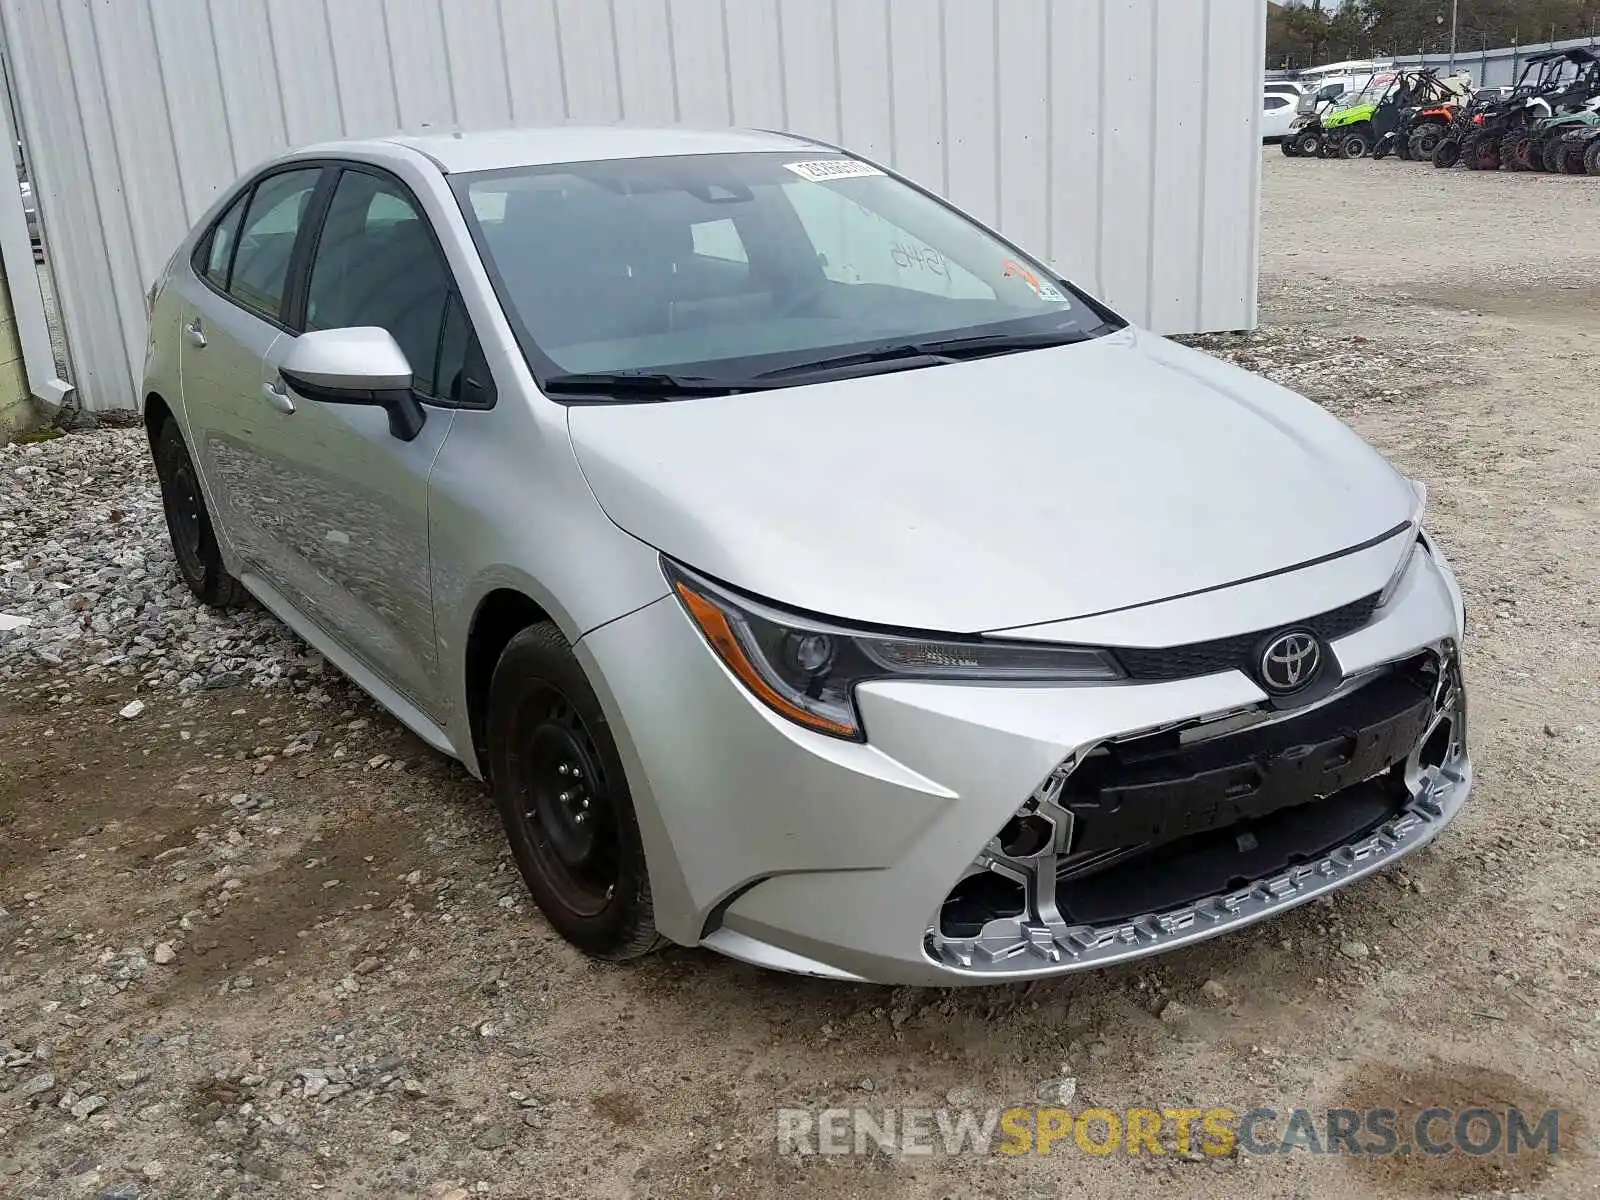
[141,127,1470,985]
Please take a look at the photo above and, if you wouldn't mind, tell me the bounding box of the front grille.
[1113,592,1381,682]
[1060,654,1437,856]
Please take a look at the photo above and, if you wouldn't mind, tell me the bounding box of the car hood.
[566,329,1416,633]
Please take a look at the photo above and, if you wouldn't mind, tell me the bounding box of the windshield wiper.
[754,328,1100,381]
[908,328,1100,358]
[541,371,766,398]
[753,343,946,380]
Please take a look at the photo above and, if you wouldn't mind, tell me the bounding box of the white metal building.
[0,0,1266,414]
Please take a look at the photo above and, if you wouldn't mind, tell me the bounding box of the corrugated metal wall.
[1,0,1265,412]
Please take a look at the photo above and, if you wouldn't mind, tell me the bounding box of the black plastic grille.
[1113,592,1381,682]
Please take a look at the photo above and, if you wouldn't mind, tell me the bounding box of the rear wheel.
[1543,139,1571,173]
[1588,140,1600,175]
[1432,136,1462,168]
[486,622,661,961]
[1281,137,1300,158]
[1395,135,1413,161]
[152,419,245,609]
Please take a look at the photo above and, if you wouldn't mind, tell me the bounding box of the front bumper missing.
[925,646,1469,977]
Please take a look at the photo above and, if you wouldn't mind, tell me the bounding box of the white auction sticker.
[784,159,885,182]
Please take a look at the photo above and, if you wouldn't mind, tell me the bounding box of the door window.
[228,168,322,320]
[202,193,248,288]
[306,171,452,395]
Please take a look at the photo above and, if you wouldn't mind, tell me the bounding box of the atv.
[1503,61,1600,170]
[1434,47,1600,169]
[1372,71,1473,160]
[1281,88,1343,158]
[1319,70,1399,158]
[1550,117,1600,173]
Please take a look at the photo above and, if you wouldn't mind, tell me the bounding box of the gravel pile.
[0,428,330,696]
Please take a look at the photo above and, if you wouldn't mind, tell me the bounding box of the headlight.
[665,561,1123,741]
[1377,480,1428,609]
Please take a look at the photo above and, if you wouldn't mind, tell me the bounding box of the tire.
[1411,125,1444,160]
[1465,132,1501,170]
[1432,136,1462,168]
[1281,138,1300,158]
[1543,139,1571,173]
[1588,139,1600,175]
[1339,130,1372,159]
[1294,131,1324,157]
[1502,134,1532,170]
[486,622,661,962]
[1557,139,1590,173]
[152,419,245,609]
[1395,135,1413,161]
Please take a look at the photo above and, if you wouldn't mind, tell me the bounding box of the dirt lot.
[3,153,1599,1199]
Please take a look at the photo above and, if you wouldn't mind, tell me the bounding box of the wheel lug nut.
[574,812,587,825]
[558,791,571,803]
[558,764,570,776]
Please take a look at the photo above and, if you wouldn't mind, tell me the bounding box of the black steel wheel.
[486,622,660,960]
[1294,131,1323,157]
[152,418,244,608]
[1411,125,1444,160]
[1339,131,1371,159]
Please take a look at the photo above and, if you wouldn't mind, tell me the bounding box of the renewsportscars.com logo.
[776,1105,1564,1159]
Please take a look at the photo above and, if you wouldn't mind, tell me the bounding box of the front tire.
[486,622,661,961]
[1339,130,1372,159]
[152,419,245,609]
[1294,130,1324,157]
[1412,125,1445,160]
[1432,136,1462,167]
[1588,139,1600,175]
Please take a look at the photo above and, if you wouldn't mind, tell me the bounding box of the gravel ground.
[2,152,1598,1199]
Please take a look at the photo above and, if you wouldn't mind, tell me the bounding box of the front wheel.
[486,622,661,961]
[1587,139,1600,175]
[1503,133,1534,170]
[152,419,245,609]
[1281,138,1300,157]
[1432,136,1462,167]
[1412,126,1444,160]
[1294,130,1324,157]
[1339,130,1372,159]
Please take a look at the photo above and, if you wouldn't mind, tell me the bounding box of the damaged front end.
[927,643,1468,976]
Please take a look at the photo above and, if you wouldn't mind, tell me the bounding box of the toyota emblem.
[1259,631,1322,694]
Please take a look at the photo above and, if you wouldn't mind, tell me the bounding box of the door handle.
[185,318,206,348]
[262,380,296,415]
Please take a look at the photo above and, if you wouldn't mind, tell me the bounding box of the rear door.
[253,165,472,716]
[178,166,328,571]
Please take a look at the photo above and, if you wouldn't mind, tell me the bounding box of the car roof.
[297,125,831,175]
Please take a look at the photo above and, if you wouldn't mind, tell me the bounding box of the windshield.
[453,152,1117,394]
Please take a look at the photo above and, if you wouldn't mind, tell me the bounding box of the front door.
[178,166,325,573]
[252,167,464,717]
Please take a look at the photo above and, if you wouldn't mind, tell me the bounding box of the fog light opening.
[1419,718,1453,770]
[939,872,1026,939]
[998,814,1054,859]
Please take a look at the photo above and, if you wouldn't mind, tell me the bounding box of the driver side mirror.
[279,327,427,442]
